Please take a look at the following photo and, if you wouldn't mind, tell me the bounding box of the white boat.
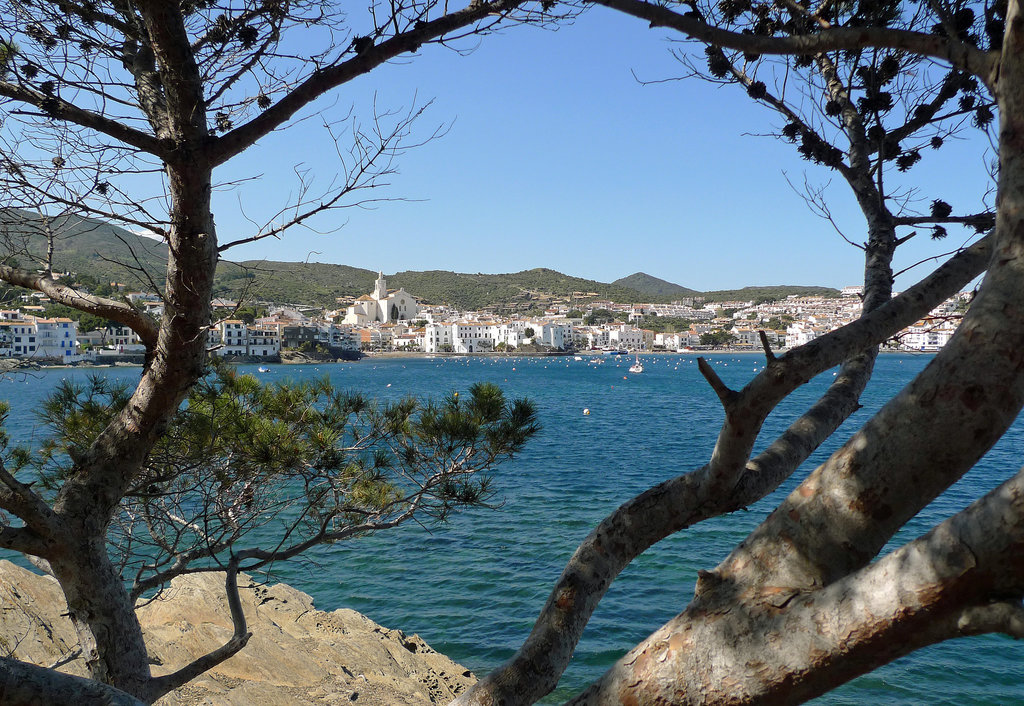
[257,366,271,373]
[629,357,644,374]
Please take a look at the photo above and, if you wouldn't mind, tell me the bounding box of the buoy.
[583,408,590,415]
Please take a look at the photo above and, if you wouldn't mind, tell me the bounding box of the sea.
[2,353,1023,704]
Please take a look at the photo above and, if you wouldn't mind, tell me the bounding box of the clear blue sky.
[212,6,994,293]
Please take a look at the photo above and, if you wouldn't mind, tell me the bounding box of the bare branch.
[697,356,736,406]
[456,232,992,706]
[0,265,159,347]
[758,330,776,360]
[0,83,164,156]
[0,457,59,536]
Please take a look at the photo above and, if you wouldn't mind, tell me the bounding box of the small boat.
[257,366,271,373]
[629,357,644,374]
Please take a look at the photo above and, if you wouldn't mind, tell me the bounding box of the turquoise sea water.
[3,353,1023,704]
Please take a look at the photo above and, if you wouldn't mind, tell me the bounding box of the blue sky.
[211,6,995,293]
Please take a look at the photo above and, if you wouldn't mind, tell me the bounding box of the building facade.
[343,272,420,326]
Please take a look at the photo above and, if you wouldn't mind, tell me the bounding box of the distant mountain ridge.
[0,211,840,309]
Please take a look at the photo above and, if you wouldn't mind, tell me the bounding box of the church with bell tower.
[342,271,420,326]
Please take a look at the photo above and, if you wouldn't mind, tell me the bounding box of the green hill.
[701,285,841,303]
[214,260,377,306]
[0,208,169,289]
[0,211,840,309]
[613,272,699,299]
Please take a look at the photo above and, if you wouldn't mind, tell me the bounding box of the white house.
[608,325,644,351]
[246,325,281,357]
[424,323,454,353]
[9,317,82,362]
[452,321,496,353]
[785,322,826,348]
[532,321,572,350]
[898,318,957,351]
[219,320,248,356]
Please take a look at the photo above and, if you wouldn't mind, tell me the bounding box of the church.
[342,271,419,326]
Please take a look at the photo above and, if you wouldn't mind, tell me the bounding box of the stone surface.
[0,561,475,705]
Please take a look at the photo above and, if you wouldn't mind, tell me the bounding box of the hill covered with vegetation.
[0,210,840,309]
[613,272,700,298]
[701,285,841,303]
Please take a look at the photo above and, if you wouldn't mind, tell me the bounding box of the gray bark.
[0,656,145,706]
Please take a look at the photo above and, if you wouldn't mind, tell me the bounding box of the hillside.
[613,272,699,299]
[0,208,168,289]
[214,260,378,305]
[0,211,839,309]
[702,285,841,302]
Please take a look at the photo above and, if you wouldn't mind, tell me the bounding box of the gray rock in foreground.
[0,560,475,705]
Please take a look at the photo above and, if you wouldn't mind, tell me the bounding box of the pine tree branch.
[0,656,146,706]
[455,233,992,706]
[208,0,528,167]
[0,83,163,156]
[592,0,998,86]
[142,560,251,702]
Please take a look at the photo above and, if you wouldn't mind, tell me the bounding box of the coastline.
[11,347,935,370]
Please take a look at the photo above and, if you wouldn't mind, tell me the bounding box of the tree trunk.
[36,0,219,695]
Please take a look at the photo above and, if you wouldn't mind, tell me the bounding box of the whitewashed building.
[8,317,82,362]
[219,320,248,356]
[532,321,572,350]
[247,326,281,357]
[898,318,958,351]
[608,326,644,351]
[343,272,419,326]
[424,323,455,353]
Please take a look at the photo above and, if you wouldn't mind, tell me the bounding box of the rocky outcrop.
[0,560,475,705]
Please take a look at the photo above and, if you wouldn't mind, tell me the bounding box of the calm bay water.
[3,353,1023,703]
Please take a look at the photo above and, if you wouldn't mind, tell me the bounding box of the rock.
[0,561,475,705]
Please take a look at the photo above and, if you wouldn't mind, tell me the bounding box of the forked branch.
[141,559,251,702]
[455,235,992,706]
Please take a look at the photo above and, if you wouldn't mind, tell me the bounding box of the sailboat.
[629,356,644,374]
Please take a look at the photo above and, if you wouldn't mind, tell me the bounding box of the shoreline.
[12,348,934,370]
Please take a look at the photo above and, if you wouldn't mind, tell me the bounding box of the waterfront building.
[7,317,82,362]
[423,323,454,353]
[246,325,281,357]
[219,320,248,356]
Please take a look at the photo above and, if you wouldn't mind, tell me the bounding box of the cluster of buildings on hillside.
[2,271,971,364]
